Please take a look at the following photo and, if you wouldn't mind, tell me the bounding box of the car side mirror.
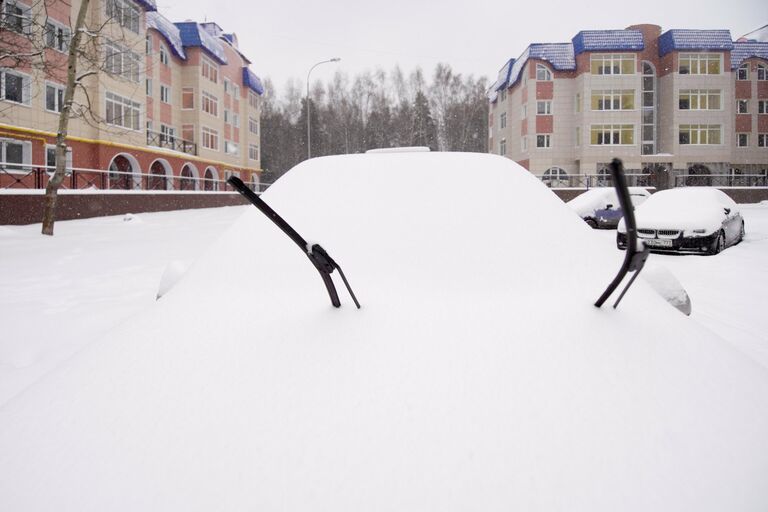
[724,208,731,215]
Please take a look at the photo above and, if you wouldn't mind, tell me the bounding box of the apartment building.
[488,24,768,185]
[0,0,264,190]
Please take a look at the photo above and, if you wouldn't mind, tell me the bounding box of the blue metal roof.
[243,68,264,95]
[134,0,157,11]
[487,43,575,102]
[174,22,228,64]
[146,12,186,60]
[658,29,734,57]
[730,42,768,69]
[572,30,644,55]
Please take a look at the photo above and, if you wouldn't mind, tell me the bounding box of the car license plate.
[645,238,673,248]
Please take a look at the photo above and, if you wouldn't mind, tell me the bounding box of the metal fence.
[673,173,768,188]
[0,163,270,193]
[535,173,654,188]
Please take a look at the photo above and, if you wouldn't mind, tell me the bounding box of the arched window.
[542,166,568,187]
[536,64,552,81]
[108,154,139,190]
[204,167,218,191]
[758,64,767,81]
[147,160,170,190]
[180,164,198,190]
[737,63,749,80]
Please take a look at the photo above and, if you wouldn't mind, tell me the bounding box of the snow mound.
[642,264,692,315]
[122,213,143,223]
[1,153,767,511]
[624,187,736,233]
[156,260,191,300]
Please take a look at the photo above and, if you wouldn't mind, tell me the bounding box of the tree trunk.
[41,0,91,236]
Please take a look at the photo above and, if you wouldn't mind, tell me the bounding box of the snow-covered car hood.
[567,187,649,218]
[1,153,766,511]
[619,187,735,234]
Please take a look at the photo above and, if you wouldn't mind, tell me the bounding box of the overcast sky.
[158,0,764,94]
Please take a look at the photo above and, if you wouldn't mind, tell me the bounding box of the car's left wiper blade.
[227,176,360,309]
[594,158,651,309]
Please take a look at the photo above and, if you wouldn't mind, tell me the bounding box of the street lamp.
[306,57,340,159]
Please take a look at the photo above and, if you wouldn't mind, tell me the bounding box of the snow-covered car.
[567,187,651,229]
[617,187,745,254]
[1,153,767,511]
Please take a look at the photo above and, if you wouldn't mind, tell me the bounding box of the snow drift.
[1,152,767,511]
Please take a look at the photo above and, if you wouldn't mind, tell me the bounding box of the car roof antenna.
[227,176,361,309]
[594,158,651,309]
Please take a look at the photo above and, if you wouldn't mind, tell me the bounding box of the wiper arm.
[594,158,651,309]
[227,176,360,309]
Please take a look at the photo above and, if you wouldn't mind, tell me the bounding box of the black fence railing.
[146,130,197,156]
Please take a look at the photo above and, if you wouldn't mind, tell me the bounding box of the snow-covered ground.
[0,206,247,406]
[0,153,767,510]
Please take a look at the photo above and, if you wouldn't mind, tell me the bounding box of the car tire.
[708,230,725,255]
[737,221,745,244]
[586,219,598,229]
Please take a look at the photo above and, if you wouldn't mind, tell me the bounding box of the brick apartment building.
[0,0,264,190]
[488,24,768,186]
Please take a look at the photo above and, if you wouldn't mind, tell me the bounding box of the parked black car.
[568,187,651,229]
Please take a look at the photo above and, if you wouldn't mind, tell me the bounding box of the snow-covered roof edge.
[146,12,186,60]
[175,22,228,64]
[658,29,734,57]
[243,68,264,95]
[730,42,768,69]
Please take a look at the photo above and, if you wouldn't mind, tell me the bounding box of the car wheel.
[708,230,725,255]
[586,219,598,229]
[737,221,745,244]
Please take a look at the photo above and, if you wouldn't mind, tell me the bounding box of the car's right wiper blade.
[227,176,360,309]
[594,158,651,309]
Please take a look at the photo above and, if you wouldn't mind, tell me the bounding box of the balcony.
[146,130,197,156]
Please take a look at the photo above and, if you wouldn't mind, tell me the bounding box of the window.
[248,144,259,161]
[105,91,140,130]
[678,124,721,145]
[201,55,218,83]
[590,54,635,75]
[737,133,749,147]
[521,136,527,151]
[575,93,581,113]
[248,91,259,109]
[146,79,153,96]
[536,134,551,148]
[0,68,31,105]
[105,40,140,82]
[105,0,140,33]
[499,138,506,156]
[159,44,169,66]
[45,83,65,112]
[678,90,721,110]
[500,112,507,129]
[536,64,552,81]
[758,65,767,81]
[45,145,73,172]
[249,117,259,135]
[160,124,176,144]
[224,141,238,155]
[160,85,170,104]
[202,91,218,116]
[758,134,767,147]
[759,100,768,114]
[224,78,231,95]
[737,100,748,114]
[737,64,749,81]
[146,35,153,55]
[678,53,721,75]
[182,124,194,142]
[232,113,239,128]
[224,109,231,124]
[521,104,527,119]
[201,126,219,150]
[499,89,507,102]
[575,126,581,147]
[536,101,552,115]
[0,139,30,170]
[44,21,71,52]
[182,87,194,109]
[590,90,634,110]
[590,124,635,145]
[1,1,30,33]
[233,84,240,98]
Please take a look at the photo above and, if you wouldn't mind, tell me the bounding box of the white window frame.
[160,84,171,104]
[146,78,152,96]
[45,82,65,113]
[159,44,169,66]
[201,126,219,151]
[590,124,635,146]
[536,100,552,115]
[104,39,140,83]
[678,53,722,75]
[224,109,231,124]
[224,140,239,155]
[758,133,767,147]
[105,0,140,33]
[536,64,552,81]
[521,136,528,152]
[105,91,141,131]
[736,133,749,147]
[590,54,636,75]
[201,55,219,84]
[248,117,258,135]
[737,64,749,81]
[232,113,239,128]
[44,18,71,53]
[678,124,722,145]
[758,65,767,81]
[500,112,507,129]
[1,0,31,34]
[591,90,635,111]
[45,144,73,172]
[248,90,258,109]
[202,91,218,117]
[758,100,768,114]
[499,138,506,156]
[0,138,32,169]
[248,144,259,161]
[678,89,722,110]
[737,99,748,114]
[0,68,31,105]
[536,134,551,148]
[521,104,527,119]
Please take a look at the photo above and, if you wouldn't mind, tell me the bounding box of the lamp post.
[306,57,340,159]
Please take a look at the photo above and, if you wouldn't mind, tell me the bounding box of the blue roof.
[134,0,157,11]
[146,12,186,60]
[174,22,228,64]
[243,68,264,95]
[572,30,644,55]
[488,43,575,101]
[658,30,734,57]
[730,42,768,69]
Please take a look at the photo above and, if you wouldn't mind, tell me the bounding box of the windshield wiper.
[227,176,360,309]
[594,158,651,309]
